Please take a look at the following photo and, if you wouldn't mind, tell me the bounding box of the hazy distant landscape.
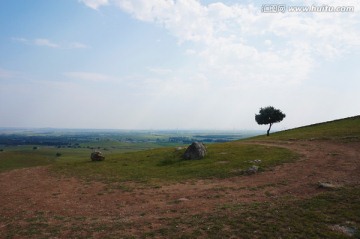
[0,128,262,146]
[0,128,261,149]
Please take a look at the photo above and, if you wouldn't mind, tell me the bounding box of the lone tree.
[255,106,286,136]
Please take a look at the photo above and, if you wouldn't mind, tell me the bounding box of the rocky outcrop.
[183,142,207,160]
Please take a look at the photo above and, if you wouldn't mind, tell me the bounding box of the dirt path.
[0,140,359,237]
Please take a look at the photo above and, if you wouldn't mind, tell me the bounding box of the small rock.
[250,159,262,164]
[177,198,190,202]
[245,165,259,175]
[330,224,357,237]
[318,182,342,189]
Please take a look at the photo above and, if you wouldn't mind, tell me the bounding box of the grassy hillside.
[54,143,297,183]
[1,116,359,238]
[62,115,359,183]
[0,142,173,173]
[2,115,358,178]
[252,115,360,141]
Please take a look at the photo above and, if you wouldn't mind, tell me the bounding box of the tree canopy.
[255,106,286,136]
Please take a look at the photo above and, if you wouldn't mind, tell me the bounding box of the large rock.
[183,142,207,160]
[91,151,105,161]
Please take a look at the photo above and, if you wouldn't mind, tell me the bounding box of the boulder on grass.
[91,151,105,161]
[183,142,207,160]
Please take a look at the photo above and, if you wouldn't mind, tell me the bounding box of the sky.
[0,0,359,130]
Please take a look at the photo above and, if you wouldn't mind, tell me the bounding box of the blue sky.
[0,0,359,130]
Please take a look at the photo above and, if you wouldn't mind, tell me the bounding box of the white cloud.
[69,42,89,49]
[264,39,272,46]
[11,37,29,44]
[12,37,88,49]
[79,0,109,10]
[113,0,213,43]
[63,71,116,82]
[147,67,173,75]
[86,0,357,86]
[34,38,60,48]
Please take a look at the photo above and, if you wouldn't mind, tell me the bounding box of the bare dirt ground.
[1,140,359,238]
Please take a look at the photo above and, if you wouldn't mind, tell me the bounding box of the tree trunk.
[267,123,273,136]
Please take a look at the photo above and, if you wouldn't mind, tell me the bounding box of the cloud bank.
[80,0,360,88]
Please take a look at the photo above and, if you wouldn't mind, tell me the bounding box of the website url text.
[261,4,355,13]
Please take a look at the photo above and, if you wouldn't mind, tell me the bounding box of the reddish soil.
[1,140,359,238]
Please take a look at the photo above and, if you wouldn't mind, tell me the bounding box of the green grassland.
[253,115,360,141]
[0,137,297,183]
[53,143,297,183]
[0,146,59,173]
[0,141,177,173]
